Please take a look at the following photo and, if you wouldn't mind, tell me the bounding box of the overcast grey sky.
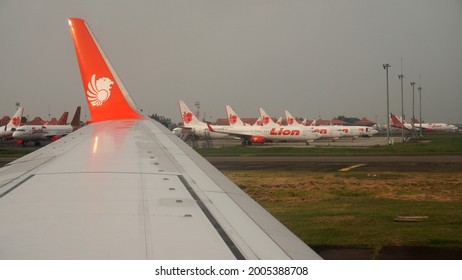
[1,0,461,124]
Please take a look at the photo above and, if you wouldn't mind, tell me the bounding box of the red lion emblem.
[12,117,20,126]
[263,116,270,124]
[288,117,294,125]
[229,114,237,125]
[182,112,193,124]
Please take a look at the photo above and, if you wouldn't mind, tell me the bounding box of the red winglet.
[68,18,142,122]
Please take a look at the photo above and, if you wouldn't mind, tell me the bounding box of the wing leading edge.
[0,18,321,260]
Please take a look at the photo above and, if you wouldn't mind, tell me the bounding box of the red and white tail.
[225,105,246,126]
[389,113,404,128]
[253,116,262,126]
[57,112,69,125]
[178,100,204,127]
[259,108,276,126]
[276,117,283,126]
[284,110,302,127]
[68,18,142,122]
[412,117,421,124]
[7,107,23,129]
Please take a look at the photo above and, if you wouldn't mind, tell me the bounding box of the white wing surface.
[0,18,321,260]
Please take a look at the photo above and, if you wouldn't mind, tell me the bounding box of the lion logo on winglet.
[87,74,114,106]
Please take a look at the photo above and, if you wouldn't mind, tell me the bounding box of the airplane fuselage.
[12,125,73,141]
[213,124,320,142]
[337,126,379,137]
[0,126,14,138]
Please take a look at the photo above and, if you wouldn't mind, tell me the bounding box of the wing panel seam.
[178,175,245,260]
[0,174,34,199]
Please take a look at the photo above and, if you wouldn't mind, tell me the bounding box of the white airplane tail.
[225,105,246,126]
[284,110,302,127]
[178,100,205,127]
[6,107,24,130]
[259,108,276,126]
[253,116,262,126]
[276,117,282,126]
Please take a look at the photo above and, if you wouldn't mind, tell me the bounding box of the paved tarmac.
[205,155,462,172]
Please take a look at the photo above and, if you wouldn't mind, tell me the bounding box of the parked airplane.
[390,113,417,130]
[338,125,378,138]
[173,100,231,139]
[209,107,321,144]
[411,117,457,132]
[284,110,344,140]
[0,18,321,259]
[0,107,23,139]
[12,106,81,146]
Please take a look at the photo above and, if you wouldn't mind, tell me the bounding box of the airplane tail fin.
[301,118,307,126]
[389,113,404,128]
[259,108,275,126]
[225,105,246,126]
[68,18,142,122]
[276,117,282,126]
[284,110,301,127]
[57,112,69,125]
[7,107,24,130]
[70,106,81,128]
[178,100,205,127]
[253,116,262,126]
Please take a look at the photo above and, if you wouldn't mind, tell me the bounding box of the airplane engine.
[51,135,63,142]
[172,127,183,137]
[249,135,265,144]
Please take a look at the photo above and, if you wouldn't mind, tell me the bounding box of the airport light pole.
[418,85,422,137]
[398,74,405,143]
[383,64,392,145]
[410,81,416,140]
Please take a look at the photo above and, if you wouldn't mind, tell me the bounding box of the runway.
[205,155,462,172]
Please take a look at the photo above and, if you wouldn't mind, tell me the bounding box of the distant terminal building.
[0,116,10,126]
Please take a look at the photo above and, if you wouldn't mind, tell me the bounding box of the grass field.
[223,170,462,252]
[197,134,462,156]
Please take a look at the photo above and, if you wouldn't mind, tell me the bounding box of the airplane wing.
[0,18,321,260]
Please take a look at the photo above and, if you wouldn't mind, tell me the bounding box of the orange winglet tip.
[68,18,143,122]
